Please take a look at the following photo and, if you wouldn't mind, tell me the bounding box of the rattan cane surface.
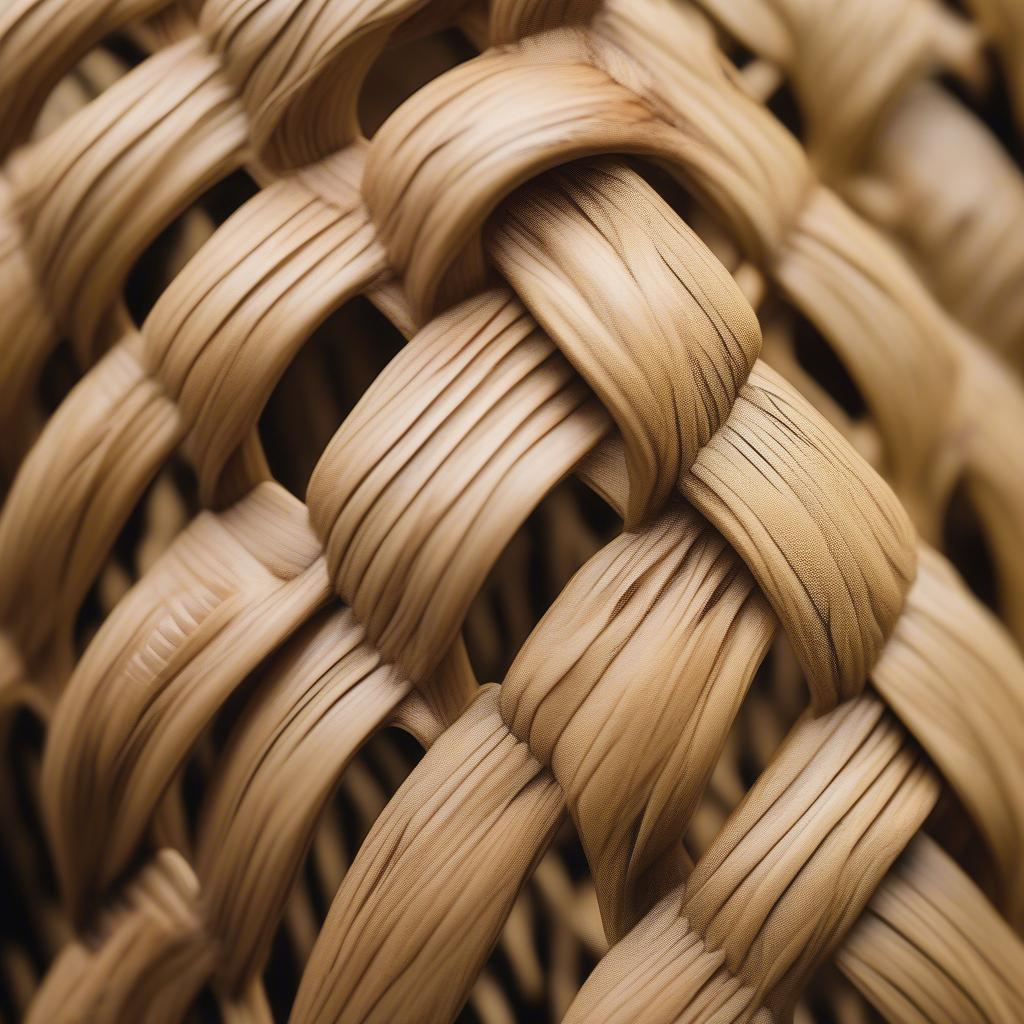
[1,1,1024,1022]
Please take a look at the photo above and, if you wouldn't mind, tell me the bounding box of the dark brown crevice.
[791,311,868,420]
[74,457,201,658]
[257,297,406,500]
[259,727,425,1021]
[766,79,806,141]
[941,478,999,615]
[0,711,55,1014]
[938,57,1022,171]
[124,169,260,327]
[358,28,478,139]
[463,474,620,685]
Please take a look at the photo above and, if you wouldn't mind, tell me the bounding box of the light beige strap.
[839,834,1024,1023]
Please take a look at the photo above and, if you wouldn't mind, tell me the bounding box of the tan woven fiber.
[2,0,1024,1021]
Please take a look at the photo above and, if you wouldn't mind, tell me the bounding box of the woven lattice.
[2,1,1024,1021]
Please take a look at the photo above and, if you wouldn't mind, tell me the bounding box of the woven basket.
[2,0,1024,1021]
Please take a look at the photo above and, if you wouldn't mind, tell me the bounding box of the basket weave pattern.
[1,0,1024,1021]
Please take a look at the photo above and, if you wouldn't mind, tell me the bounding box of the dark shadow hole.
[259,727,425,1018]
[75,457,200,658]
[359,28,477,138]
[463,474,620,684]
[941,478,999,614]
[938,55,1021,168]
[767,79,806,141]
[257,297,406,499]
[124,169,260,326]
[792,311,868,419]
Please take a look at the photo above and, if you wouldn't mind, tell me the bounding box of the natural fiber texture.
[1,1,1023,1022]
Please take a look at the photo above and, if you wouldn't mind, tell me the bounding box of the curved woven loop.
[484,152,916,706]
[144,150,388,503]
[4,37,246,363]
[871,544,1024,924]
[676,0,1024,649]
[838,835,1024,1023]
[291,686,564,1024]
[365,7,966,541]
[771,186,960,529]
[957,343,1024,646]
[489,0,601,43]
[364,31,677,321]
[198,0,444,171]
[592,1,813,263]
[853,83,1024,363]
[0,179,52,471]
[499,504,775,940]
[40,484,329,919]
[24,850,213,1024]
[565,696,938,1022]
[490,161,762,528]
[196,608,410,989]
[683,361,917,710]
[596,0,965,530]
[0,36,247,479]
[695,0,981,178]
[0,0,168,156]
[307,288,609,681]
[0,158,387,710]
[0,339,179,694]
[603,0,1024,629]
